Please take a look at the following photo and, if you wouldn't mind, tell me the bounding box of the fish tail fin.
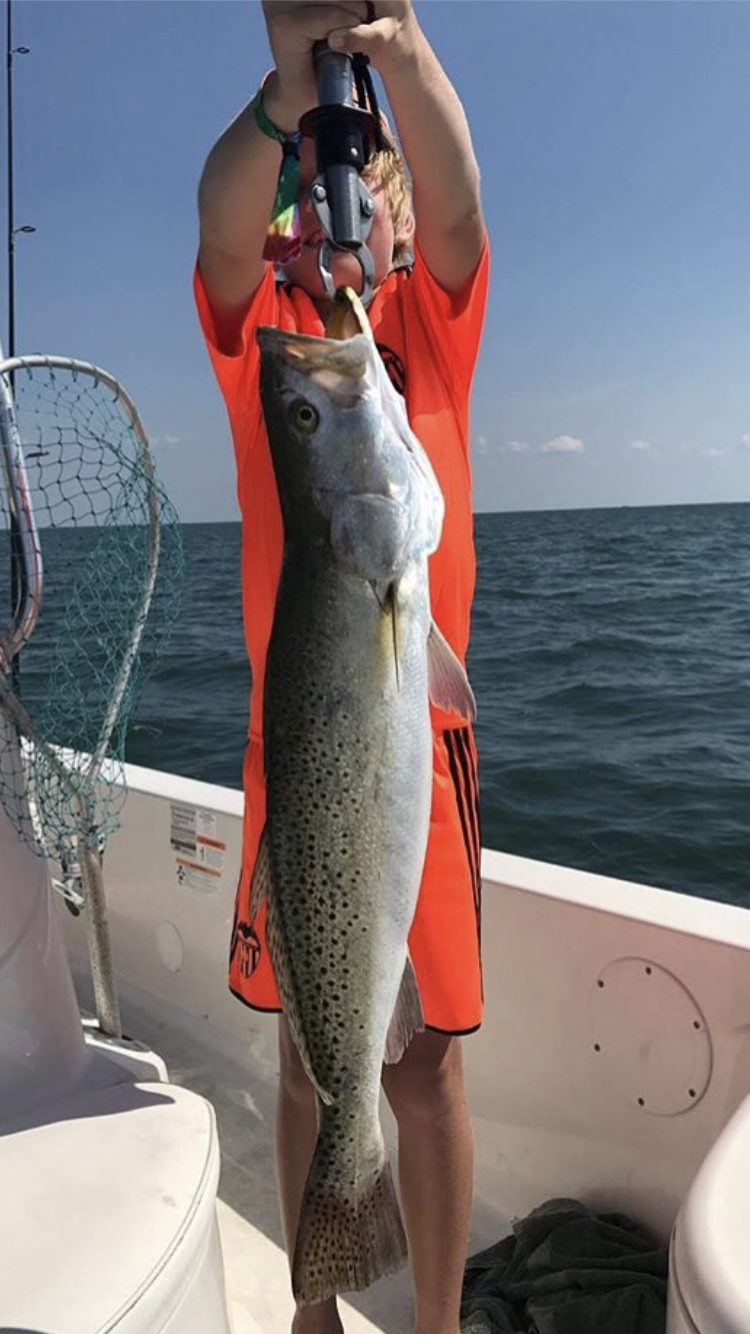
[292,1116,407,1304]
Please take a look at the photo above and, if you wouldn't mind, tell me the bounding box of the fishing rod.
[300,39,387,306]
[6,0,33,361]
[5,0,33,689]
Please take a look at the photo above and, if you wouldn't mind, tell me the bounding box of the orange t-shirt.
[194,238,489,741]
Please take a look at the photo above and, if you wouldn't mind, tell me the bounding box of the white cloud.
[705,446,725,458]
[740,434,750,451]
[540,434,584,455]
[151,433,181,448]
[476,437,530,455]
[630,439,651,452]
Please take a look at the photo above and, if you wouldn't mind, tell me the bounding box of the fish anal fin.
[427,621,476,721]
[384,954,424,1065]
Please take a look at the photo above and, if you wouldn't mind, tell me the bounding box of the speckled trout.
[253,289,475,1304]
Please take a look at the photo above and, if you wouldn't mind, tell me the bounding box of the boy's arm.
[329,1,486,294]
[197,2,369,332]
[197,96,286,325]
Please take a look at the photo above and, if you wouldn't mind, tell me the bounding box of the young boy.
[196,4,488,1332]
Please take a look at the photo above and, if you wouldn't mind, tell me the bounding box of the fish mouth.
[324,287,369,340]
[257,324,370,381]
[257,289,371,396]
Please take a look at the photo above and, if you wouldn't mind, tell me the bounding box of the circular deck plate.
[589,957,712,1115]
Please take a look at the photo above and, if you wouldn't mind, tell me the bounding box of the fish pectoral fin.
[369,580,402,691]
[427,620,477,721]
[384,955,424,1064]
[386,582,401,691]
[369,579,390,609]
[249,823,272,924]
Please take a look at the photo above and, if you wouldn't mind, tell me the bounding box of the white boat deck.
[57,762,750,1331]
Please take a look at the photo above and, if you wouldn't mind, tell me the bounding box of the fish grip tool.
[299,44,384,305]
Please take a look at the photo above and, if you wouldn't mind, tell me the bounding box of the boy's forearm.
[198,74,307,289]
[198,103,277,269]
[380,24,483,237]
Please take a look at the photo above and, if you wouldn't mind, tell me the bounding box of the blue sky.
[4,1,750,518]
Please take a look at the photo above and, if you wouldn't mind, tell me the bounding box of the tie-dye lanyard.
[250,72,303,265]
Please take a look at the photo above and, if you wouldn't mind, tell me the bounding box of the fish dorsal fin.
[251,823,334,1107]
[427,621,476,721]
[249,823,271,923]
[384,954,424,1064]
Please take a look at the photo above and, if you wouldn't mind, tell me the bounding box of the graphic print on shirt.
[444,727,482,952]
[229,883,263,979]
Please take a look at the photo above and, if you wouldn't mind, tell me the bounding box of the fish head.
[257,305,443,574]
[258,327,375,534]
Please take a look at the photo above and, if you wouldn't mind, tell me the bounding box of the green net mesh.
[0,357,182,865]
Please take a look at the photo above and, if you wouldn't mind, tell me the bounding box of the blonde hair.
[363,148,413,263]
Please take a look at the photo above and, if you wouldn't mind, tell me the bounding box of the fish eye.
[290,400,319,434]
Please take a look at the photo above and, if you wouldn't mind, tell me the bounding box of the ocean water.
[112,503,750,911]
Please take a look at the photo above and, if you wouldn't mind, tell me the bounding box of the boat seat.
[668,1092,750,1334]
[0,1078,231,1334]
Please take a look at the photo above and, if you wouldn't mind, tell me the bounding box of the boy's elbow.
[452,202,485,242]
[197,155,222,233]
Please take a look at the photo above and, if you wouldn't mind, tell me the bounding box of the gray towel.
[461,1198,668,1334]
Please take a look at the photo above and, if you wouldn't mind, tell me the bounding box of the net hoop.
[0,353,162,785]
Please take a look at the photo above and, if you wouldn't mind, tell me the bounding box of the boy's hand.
[262,2,371,130]
[327,0,486,293]
[326,1,419,73]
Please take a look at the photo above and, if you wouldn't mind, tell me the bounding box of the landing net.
[0,355,182,865]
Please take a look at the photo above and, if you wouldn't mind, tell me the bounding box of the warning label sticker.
[171,803,226,894]
[170,803,197,853]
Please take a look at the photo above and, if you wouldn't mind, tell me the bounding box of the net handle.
[0,353,161,784]
[0,352,43,670]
